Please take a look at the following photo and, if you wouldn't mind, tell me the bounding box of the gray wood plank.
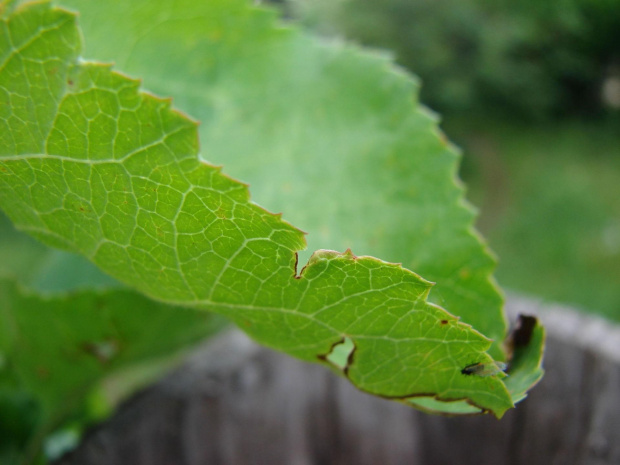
[54,296,620,465]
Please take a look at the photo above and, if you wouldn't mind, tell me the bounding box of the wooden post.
[54,297,620,465]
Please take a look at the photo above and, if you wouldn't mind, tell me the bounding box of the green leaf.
[0,279,221,413]
[0,210,226,461]
[61,0,507,358]
[0,278,224,461]
[0,389,42,465]
[0,0,544,420]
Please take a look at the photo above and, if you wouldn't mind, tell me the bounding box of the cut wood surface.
[55,296,620,465]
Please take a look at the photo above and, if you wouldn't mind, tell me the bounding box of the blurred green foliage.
[293,0,620,120]
[455,119,620,321]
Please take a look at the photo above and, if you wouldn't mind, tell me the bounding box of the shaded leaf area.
[0,204,226,462]
[62,0,506,358]
[0,183,224,464]
[0,278,224,463]
[0,2,520,417]
[0,281,221,413]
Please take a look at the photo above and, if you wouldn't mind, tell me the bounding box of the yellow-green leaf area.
[60,0,507,358]
[0,1,547,419]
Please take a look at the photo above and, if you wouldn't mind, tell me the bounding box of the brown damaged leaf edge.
[287,247,507,417]
[504,314,539,368]
[304,249,504,416]
[509,314,538,347]
[316,336,357,376]
[314,337,473,409]
[343,341,356,376]
[295,248,363,279]
[375,390,492,417]
[405,399,487,417]
[353,384,491,417]
[315,319,503,417]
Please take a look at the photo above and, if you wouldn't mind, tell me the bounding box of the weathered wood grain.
[54,297,620,465]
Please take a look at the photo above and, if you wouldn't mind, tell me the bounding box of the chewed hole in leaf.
[323,336,355,371]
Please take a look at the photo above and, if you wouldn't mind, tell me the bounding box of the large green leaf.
[61,0,506,358]
[60,0,545,400]
[0,1,524,418]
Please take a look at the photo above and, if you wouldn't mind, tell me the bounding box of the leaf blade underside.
[0,1,549,421]
[61,0,508,358]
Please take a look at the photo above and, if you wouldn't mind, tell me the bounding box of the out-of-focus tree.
[291,0,620,120]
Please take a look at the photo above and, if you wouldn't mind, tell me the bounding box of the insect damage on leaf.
[461,361,508,377]
[0,0,545,421]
